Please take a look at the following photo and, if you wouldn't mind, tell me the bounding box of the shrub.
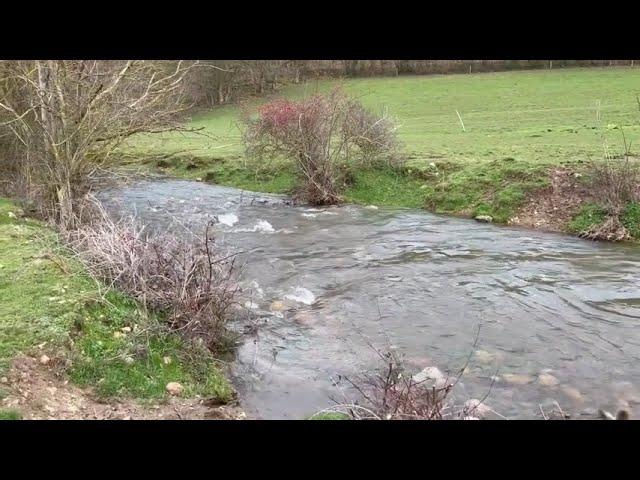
[243,88,401,205]
[66,199,239,351]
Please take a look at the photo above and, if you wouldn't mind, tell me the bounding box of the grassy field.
[122,67,640,226]
[0,199,232,419]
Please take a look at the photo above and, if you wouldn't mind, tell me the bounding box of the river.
[99,179,640,419]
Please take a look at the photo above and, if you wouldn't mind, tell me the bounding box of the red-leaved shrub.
[243,88,400,205]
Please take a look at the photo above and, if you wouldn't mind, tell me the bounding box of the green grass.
[308,412,349,420]
[567,201,640,240]
[622,202,640,238]
[568,203,608,234]
[0,409,22,420]
[0,198,232,402]
[121,67,640,227]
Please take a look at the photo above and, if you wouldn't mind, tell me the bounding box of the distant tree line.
[182,60,639,107]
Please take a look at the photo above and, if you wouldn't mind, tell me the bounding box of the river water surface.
[99,179,640,419]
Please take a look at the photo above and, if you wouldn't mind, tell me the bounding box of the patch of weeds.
[621,202,640,239]
[0,409,22,420]
[69,291,233,402]
[568,203,607,234]
[309,412,349,420]
[345,167,427,208]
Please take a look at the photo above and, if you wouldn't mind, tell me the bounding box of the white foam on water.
[249,280,264,298]
[284,287,316,305]
[302,213,318,218]
[218,213,239,227]
[232,219,276,234]
[253,220,275,233]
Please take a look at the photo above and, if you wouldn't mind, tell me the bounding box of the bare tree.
[0,60,203,228]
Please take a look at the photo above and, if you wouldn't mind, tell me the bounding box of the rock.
[502,373,534,385]
[121,326,132,333]
[538,373,560,387]
[293,311,314,326]
[163,356,172,365]
[474,350,494,364]
[474,215,493,223]
[166,382,184,396]
[0,377,7,384]
[269,301,285,312]
[412,366,449,388]
[39,354,51,365]
[463,398,492,418]
[7,211,16,218]
[365,205,379,210]
[123,356,135,365]
[561,386,583,402]
[616,410,630,420]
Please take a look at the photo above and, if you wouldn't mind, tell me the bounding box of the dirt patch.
[509,167,591,232]
[1,355,247,420]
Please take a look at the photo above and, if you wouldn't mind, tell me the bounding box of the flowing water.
[99,179,640,419]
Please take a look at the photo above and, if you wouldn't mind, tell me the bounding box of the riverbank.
[119,67,640,241]
[0,198,243,420]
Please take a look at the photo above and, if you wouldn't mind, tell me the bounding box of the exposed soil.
[1,355,247,420]
[509,167,592,232]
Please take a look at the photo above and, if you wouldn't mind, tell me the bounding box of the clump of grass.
[568,203,608,234]
[69,293,232,400]
[621,202,640,238]
[308,412,349,420]
[0,409,22,420]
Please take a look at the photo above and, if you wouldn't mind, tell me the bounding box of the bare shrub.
[581,127,640,241]
[313,342,500,420]
[242,88,401,205]
[66,199,240,350]
[590,157,639,215]
[342,101,401,168]
[340,351,455,420]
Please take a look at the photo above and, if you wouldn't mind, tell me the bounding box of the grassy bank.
[0,198,232,419]
[120,67,640,236]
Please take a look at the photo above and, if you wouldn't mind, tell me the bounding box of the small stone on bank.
[474,215,493,223]
[163,356,172,365]
[39,354,51,365]
[0,376,8,384]
[166,382,184,396]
